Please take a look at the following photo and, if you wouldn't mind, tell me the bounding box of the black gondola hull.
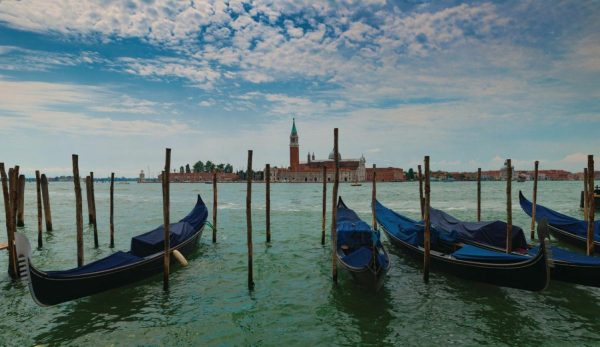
[463,240,600,288]
[337,253,390,290]
[380,226,549,291]
[548,224,600,254]
[24,227,202,306]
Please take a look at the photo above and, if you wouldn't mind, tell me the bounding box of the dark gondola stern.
[14,233,53,306]
[536,219,553,291]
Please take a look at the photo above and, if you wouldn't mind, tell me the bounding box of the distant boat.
[517,173,527,182]
[580,186,600,209]
[15,195,208,306]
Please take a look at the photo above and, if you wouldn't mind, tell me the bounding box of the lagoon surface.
[0,180,597,346]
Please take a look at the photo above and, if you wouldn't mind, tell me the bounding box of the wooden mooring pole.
[584,168,588,221]
[90,172,98,248]
[85,176,93,224]
[10,166,19,228]
[35,171,43,248]
[587,155,595,256]
[506,159,513,254]
[1,163,18,278]
[531,161,539,240]
[321,166,327,245]
[41,173,53,231]
[72,155,84,267]
[423,156,431,283]
[418,164,424,220]
[212,170,217,243]
[372,164,377,230]
[17,175,25,227]
[265,164,271,243]
[246,150,254,290]
[109,172,115,248]
[331,128,339,283]
[163,148,171,291]
[477,168,481,222]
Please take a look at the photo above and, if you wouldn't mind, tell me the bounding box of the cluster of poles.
[1,137,596,291]
[0,157,116,279]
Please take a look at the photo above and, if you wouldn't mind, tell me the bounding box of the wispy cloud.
[0,77,194,136]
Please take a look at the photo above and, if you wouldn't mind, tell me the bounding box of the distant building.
[500,160,515,180]
[138,170,145,183]
[158,172,239,183]
[272,119,404,182]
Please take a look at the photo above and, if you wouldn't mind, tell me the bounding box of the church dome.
[328,149,341,160]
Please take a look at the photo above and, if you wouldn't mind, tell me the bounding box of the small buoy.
[172,249,188,267]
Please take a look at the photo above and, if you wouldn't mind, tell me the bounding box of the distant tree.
[205,160,215,172]
[407,168,415,180]
[193,161,204,173]
[217,163,225,172]
[180,166,184,173]
[185,164,191,173]
[224,164,233,173]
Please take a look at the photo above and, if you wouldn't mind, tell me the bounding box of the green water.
[0,181,598,346]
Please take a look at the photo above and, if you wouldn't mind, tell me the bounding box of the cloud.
[0,77,194,136]
[118,57,221,89]
[0,45,100,71]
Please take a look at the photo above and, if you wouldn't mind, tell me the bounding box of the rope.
[204,221,216,232]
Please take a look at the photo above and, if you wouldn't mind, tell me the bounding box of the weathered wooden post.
[246,150,254,289]
[35,171,43,248]
[530,161,539,240]
[418,164,424,219]
[72,154,84,267]
[477,168,481,222]
[0,163,18,278]
[17,174,25,227]
[85,176,93,224]
[372,164,377,230]
[41,173,53,231]
[321,166,327,245]
[587,155,595,256]
[10,166,19,227]
[109,172,115,248]
[423,156,431,283]
[163,148,171,291]
[90,172,98,248]
[265,163,271,243]
[212,170,217,243]
[506,159,513,254]
[331,128,340,283]
[584,168,588,221]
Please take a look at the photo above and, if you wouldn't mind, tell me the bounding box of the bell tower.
[290,118,299,171]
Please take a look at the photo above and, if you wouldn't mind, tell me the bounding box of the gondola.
[375,200,550,291]
[336,197,390,289]
[519,191,600,252]
[15,195,208,306]
[429,206,600,287]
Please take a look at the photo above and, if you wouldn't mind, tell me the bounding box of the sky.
[0,0,598,178]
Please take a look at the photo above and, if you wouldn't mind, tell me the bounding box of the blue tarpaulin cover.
[46,251,142,277]
[375,200,457,247]
[130,221,196,257]
[337,198,389,270]
[429,207,528,250]
[519,191,600,240]
[452,244,528,262]
[528,245,600,266]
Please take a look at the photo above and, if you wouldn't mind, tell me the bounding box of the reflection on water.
[0,181,599,345]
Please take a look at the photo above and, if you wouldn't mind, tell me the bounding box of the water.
[0,180,597,346]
